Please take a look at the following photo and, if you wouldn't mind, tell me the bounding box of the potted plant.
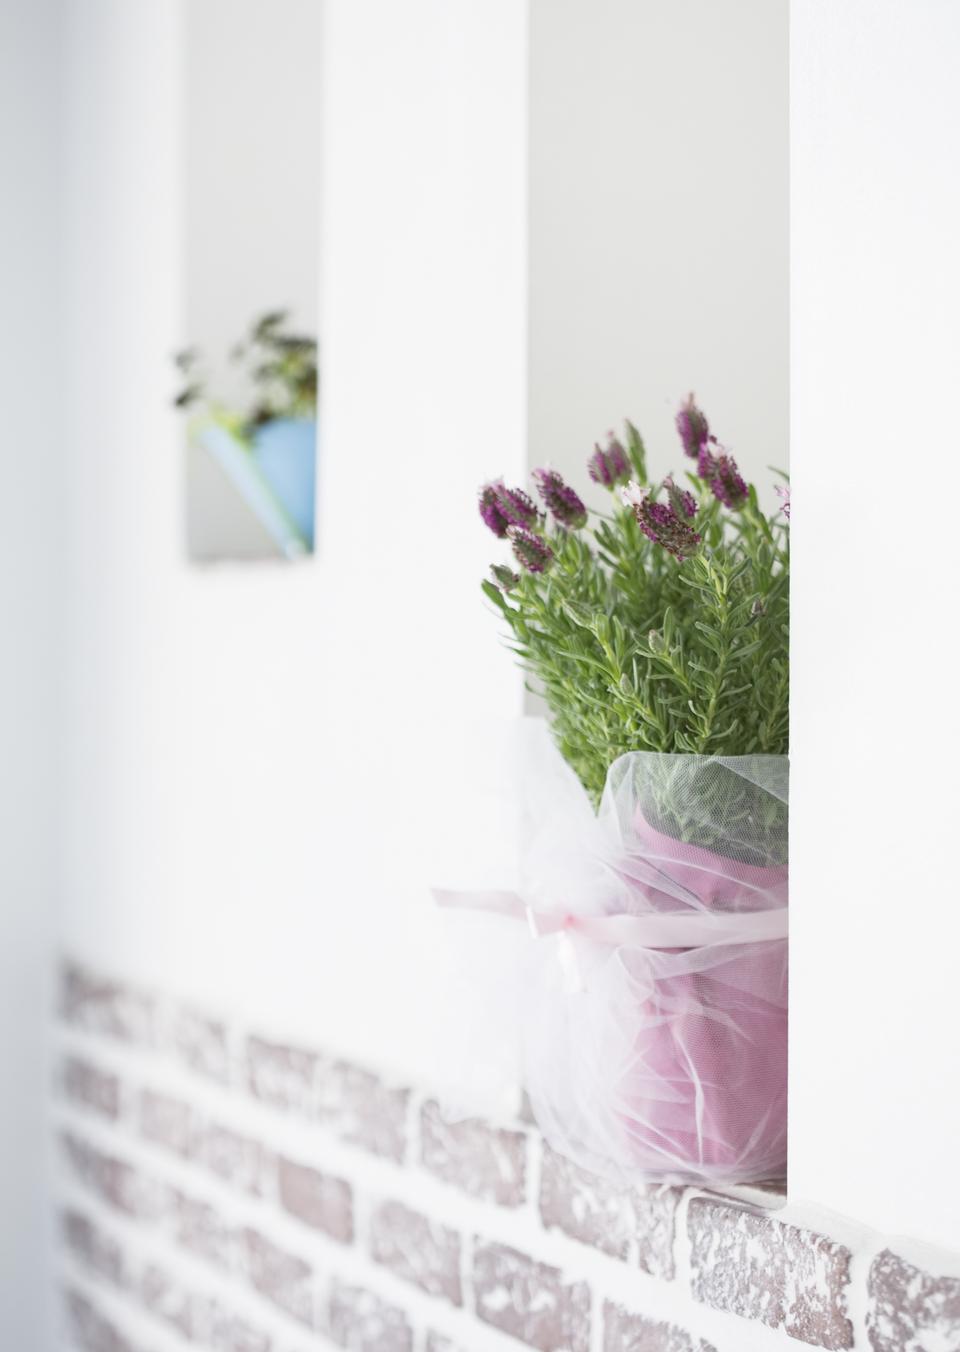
[174,310,318,554]
[465,398,789,1185]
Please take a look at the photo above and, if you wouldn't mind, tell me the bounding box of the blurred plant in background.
[173,309,317,433]
[173,310,319,558]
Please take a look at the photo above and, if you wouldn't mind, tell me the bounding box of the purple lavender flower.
[697,445,715,479]
[699,450,748,509]
[532,467,587,529]
[676,394,710,459]
[775,484,791,519]
[479,482,510,537]
[664,476,698,520]
[621,481,701,561]
[508,526,554,574]
[494,482,539,529]
[607,435,630,483]
[490,562,520,592]
[588,432,631,488]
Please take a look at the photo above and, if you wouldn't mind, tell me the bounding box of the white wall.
[59,0,527,1103]
[52,0,960,1282]
[0,1,64,1345]
[528,0,788,502]
[790,0,960,1251]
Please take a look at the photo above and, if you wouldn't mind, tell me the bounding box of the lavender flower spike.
[775,484,791,519]
[676,393,710,459]
[508,526,554,574]
[479,481,510,537]
[701,450,748,509]
[533,467,587,529]
[494,482,539,529]
[588,432,631,488]
[620,480,702,561]
[664,475,698,520]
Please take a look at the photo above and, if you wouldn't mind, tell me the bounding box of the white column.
[790,0,960,1249]
[315,0,529,1080]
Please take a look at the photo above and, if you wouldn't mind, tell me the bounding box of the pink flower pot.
[523,753,788,1186]
[614,811,787,1180]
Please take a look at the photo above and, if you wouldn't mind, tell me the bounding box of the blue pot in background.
[251,417,317,550]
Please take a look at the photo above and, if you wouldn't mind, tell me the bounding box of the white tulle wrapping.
[437,747,788,1187]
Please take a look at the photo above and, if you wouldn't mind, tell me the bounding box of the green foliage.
[483,426,789,811]
[172,309,317,433]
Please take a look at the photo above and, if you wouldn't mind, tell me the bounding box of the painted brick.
[173,1006,232,1084]
[320,1060,409,1163]
[61,1055,122,1120]
[60,960,156,1045]
[64,1208,272,1352]
[201,1307,272,1352]
[61,1132,164,1220]
[369,1199,462,1305]
[603,1303,717,1352]
[867,1248,960,1352]
[473,1240,591,1352]
[425,1334,465,1352]
[139,1263,195,1338]
[633,1188,680,1280]
[139,1090,274,1197]
[539,1144,631,1261]
[688,1198,853,1350]
[246,1034,320,1114]
[139,1088,195,1156]
[277,1156,353,1243]
[170,1288,271,1352]
[241,1227,315,1328]
[197,1120,275,1198]
[62,1209,128,1287]
[327,1280,413,1352]
[420,1099,526,1206]
[65,1287,142,1352]
[137,1264,273,1351]
[539,1143,677,1278]
[171,1191,235,1271]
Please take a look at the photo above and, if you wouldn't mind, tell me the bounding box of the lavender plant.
[479,397,789,838]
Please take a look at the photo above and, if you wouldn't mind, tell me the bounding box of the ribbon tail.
[432,888,528,920]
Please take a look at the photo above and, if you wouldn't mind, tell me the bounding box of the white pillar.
[790,0,960,1249]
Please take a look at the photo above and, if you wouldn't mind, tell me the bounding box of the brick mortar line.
[844,1242,876,1350]
[673,1185,695,1303]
